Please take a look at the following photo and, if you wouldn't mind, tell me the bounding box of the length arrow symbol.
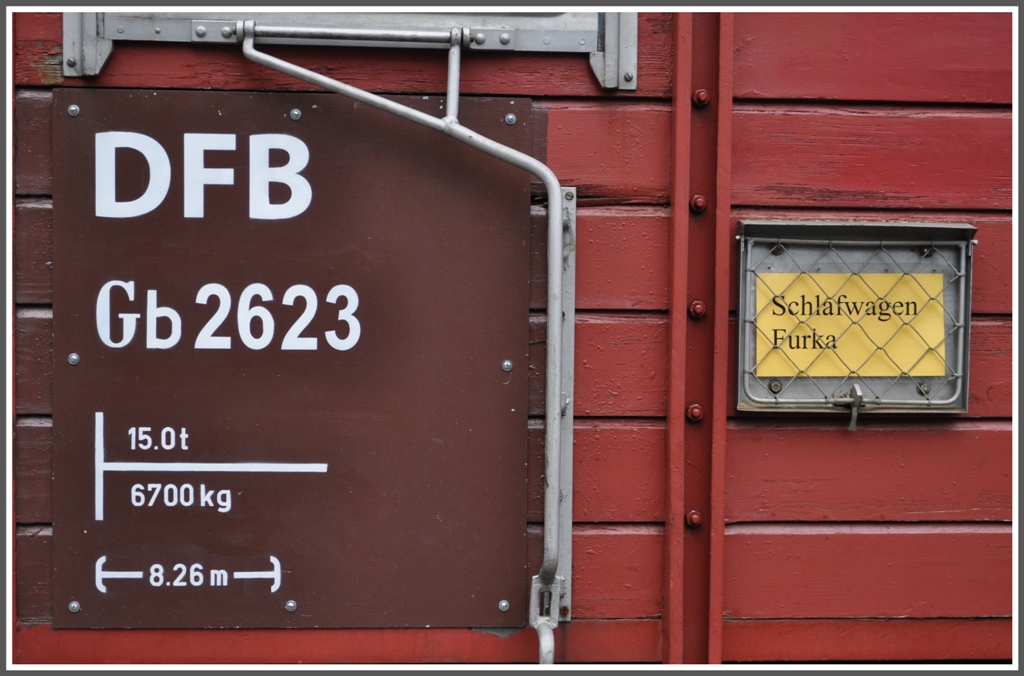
[233,555,282,592]
[95,555,144,593]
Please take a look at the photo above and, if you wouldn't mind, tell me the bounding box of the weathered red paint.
[732,105,1012,210]
[13,309,52,416]
[14,620,663,663]
[725,420,1013,523]
[724,524,1012,618]
[707,13,734,664]
[733,12,1013,104]
[543,102,673,202]
[12,89,52,195]
[528,526,664,620]
[528,314,669,418]
[12,199,52,305]
[13,420,52,523]
[527,421,666,523]
[723,618,1013,662]
[662,15,692,663]
[530,206,670,311]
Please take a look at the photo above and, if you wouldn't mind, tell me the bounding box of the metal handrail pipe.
[536,620,555,664]
[242,23,445,132]
[251,24,454,44]
[241,19,563,587]
[445,28,460,122]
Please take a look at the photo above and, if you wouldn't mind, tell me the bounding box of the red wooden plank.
[733,13,1013,104]
[732,105,1012,210]
[968,318,1012,417]
[14,418,53,524]
[14,309,52,416]
[14,199,54,305]
[13,12,675,99]
[729,209,1014,316]
[528,420,666,523]
[529,314,669,417]
[722,617,1012,662]
[530,206,670,311]
[723,524,1012,619]
[11,12,64,86]
[15,526,52,625]
[708,14,736,664]
[725,420,1012,523]
[543,102,672,202]
[663,15,693,663]
[13,619,661,664]
[725,317,1013,419]
[13,89,53,195]
[528,525,663,620]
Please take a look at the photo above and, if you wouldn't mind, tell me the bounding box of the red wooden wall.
[717,11,1013,663]
[10,11,1014,664]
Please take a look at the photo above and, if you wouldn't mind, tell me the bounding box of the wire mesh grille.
[737,222,974,413]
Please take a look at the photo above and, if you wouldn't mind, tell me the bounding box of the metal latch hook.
[848,383,863,431]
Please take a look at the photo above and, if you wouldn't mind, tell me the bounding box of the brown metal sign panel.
[50,89,531,629]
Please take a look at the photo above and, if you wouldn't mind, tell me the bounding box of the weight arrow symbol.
[233,555,281,592]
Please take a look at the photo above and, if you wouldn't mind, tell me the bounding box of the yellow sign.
[754,273,946,377]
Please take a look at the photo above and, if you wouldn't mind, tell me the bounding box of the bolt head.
[686,403,704,422]
[69,601,81,613]
[498,600,510,612]
[623,72,634,82]
[499,32,511,45]
[685,510,703,527]
[688,300,706,319]
[285,600,297,612]
[66,57,77,68]
[504,113,517,125]
[917,382,931,396]
[68,353,80,365]
[195,25,207,38]
[501,360,513,372]
[67,105,80,117]
[474,32,486,45]
[290,109,302,120]
[768,379,783,394]
[692,89,710,107]
[689,194,708,213]
[221,26,234,38]
[559,606,570,618]
[117,26,124,33]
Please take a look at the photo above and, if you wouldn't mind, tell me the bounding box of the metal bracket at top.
[61,12,639,90]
